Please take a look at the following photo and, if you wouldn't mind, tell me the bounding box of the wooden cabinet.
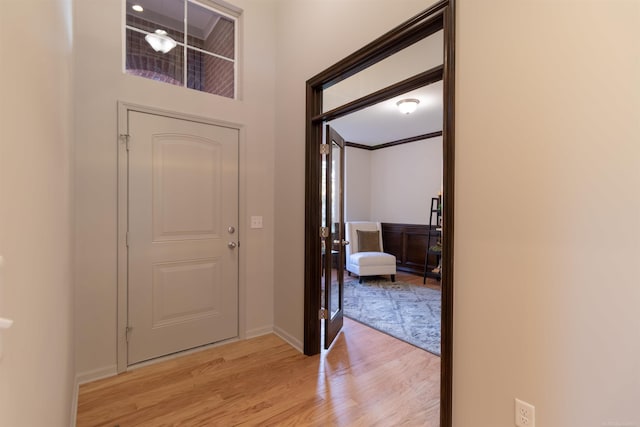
[381,223,439,276]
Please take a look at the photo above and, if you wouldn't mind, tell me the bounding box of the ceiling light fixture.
[145,29,177,54]
[132,4,144,12]
[396,98,420,114]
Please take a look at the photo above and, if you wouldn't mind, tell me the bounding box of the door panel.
[151,258,221,327]
[324,125,346,349]
[128,111,239,365]
[152,136,221,241]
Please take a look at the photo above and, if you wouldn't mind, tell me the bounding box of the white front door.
[127,111,239,365]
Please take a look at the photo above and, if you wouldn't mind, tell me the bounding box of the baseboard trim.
[76,364,118,385]
[245,325,273,339]
[273,326,303,353]
[70,379,79,427]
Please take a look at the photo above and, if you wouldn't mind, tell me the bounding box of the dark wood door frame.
[304,1,455,426]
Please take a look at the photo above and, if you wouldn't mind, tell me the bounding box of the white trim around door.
[116,102,246,373]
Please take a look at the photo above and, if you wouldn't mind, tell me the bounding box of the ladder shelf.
[423,195,442,284]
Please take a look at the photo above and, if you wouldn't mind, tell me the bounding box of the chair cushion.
[350,251,396,266]
[357,230,380,252]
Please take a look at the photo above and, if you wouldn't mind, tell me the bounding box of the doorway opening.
[326,81,444,356]
[304,1,455,426]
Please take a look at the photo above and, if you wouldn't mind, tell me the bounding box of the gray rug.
[343,278,441,356]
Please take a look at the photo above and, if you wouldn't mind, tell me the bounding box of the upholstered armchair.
[345,221,396,283]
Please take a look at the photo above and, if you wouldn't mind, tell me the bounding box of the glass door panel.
[324,125,345,349]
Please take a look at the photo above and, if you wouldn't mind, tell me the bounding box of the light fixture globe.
[396,98,420,114]
[145,29,177,54]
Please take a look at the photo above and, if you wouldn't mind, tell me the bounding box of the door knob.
[227,241,237,249]
[333,240,350,246]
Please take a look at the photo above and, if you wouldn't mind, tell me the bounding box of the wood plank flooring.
[77,314,440,426]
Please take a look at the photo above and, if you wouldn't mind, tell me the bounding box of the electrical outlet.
[515,398,535,427]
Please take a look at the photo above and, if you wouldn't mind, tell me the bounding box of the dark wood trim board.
[345,130,443,151]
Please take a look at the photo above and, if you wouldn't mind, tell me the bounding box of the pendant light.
[145,29,177,54]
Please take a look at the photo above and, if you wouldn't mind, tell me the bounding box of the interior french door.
[323,125,347,349]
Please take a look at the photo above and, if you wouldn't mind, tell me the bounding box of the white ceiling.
[329,80,443,146]
[126,0,224,38]
[324,30,444,146]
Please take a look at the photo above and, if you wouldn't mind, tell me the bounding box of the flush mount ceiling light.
[396,98,420,114]
[145,29,177,54]
[132,4,144,12]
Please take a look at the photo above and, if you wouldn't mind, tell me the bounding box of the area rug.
[343,278,441,356]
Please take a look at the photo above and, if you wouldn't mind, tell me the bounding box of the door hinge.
[120,133,130,151]
[125,326,133,343]
[319,308,328,320]
[125,231,130,247]
[320,227,329,238]
[320,143,330,155]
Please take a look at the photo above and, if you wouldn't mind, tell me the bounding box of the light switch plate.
[250,216,263,229]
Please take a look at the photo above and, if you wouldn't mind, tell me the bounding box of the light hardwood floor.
[77,285,441,426]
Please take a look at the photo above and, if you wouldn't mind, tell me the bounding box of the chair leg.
[391,274,396,282]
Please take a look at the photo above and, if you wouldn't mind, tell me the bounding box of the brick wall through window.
[126,12,235,98]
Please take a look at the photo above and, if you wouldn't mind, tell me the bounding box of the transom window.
[125,0,239,99]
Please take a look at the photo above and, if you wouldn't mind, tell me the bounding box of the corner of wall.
[69,380,79,427]
[76,365,118,387]
[273,326,303,353]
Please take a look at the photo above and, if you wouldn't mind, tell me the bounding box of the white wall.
[346,139,443,225]
[0,0,75,425]
[370,137,442,224]
[454,1,640,426]
[74,0,276,378]
[344,147,371,222]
